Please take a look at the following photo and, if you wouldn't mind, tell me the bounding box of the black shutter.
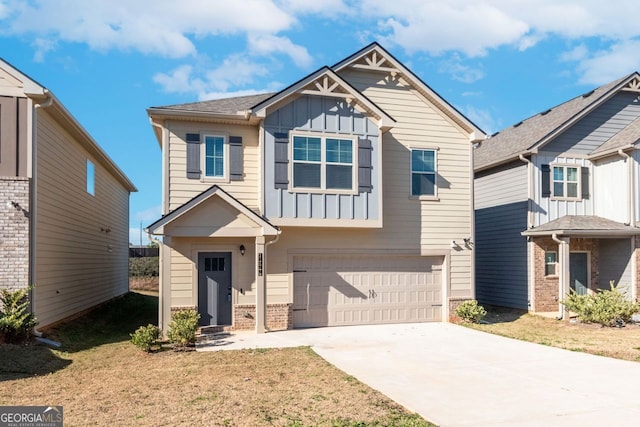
[358,138,373,193]
[541,164,551,198]
[186,133,201,179]
[229,136,243,181]
[581,166,589,199]
[274,132,289,189]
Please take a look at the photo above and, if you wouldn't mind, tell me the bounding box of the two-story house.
[475,72,640,318]
[146,43,485,333]
[0,59,136,328]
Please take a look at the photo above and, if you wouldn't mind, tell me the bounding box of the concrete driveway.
[198,323,640,426]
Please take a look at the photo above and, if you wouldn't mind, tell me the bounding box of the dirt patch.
[465,307,640,362]
[130,276,158,293]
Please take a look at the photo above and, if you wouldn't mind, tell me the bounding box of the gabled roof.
[522,215,640,237]
[0,58,137,192]
[590,115,640,158]
[149,92,275,116]
[332,42,486,139]
[251,66,395,131]
[146,184,279,236]
[475,73,639,171]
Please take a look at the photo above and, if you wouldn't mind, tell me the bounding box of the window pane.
[567,182,578,198]
[553,166,563,181]
[205,158,215,176]
[545,252,556,264]
[412,172,435,196]
[215,158,224,176]
[326,139,352,164]
[545,263,556,276]
[293,163,321,188]
[412,150,435,172]
[86,160,95,196]
[553,182,564,197]
[293,136,321,162]
[567,167,578,182]
[326,164,352,189]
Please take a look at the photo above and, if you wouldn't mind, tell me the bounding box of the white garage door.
[293,255,444,328]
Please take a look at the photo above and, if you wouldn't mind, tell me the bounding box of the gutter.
[31,91,53,337]
[551,233,566,320]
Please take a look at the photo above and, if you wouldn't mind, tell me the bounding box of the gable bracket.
[622,77,640,93]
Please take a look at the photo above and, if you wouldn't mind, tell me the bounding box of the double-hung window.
[545,251,557,276]
[204,135,225,178]
[552,165,579,199]
[292,135,353,191]
[411,149,437,196]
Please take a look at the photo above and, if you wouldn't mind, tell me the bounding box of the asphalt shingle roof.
[150,92,275,115]
[474,75,631,170]
[590,114,640,155]
[522,215,640,236]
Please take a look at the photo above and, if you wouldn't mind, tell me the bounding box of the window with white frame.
[204,135,225,178]
[292,134,354,190]
[552,165,580,199]
[545,251,557,276]
[411,149,437,196]
[86,159,95,196]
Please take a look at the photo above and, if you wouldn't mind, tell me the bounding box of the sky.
[2,0,640,245]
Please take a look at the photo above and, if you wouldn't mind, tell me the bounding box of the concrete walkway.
[198,323,640,426]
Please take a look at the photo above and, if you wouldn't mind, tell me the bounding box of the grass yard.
[0,293,433,427]
[464,307,640,362]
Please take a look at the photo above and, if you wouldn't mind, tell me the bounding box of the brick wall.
[532,237,599,312]
[635,238,640,301]
[233,303,293,331]
[0,177,30,289]
[448,297,471,322]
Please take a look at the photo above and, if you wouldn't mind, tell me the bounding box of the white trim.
[550,163,582,201]
[201,133,230,182]
[410,148,438,198]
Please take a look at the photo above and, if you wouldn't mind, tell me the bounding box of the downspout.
[258,230,281,332]
[519,154,534,310]
[617,149,633,226]
[31,91,53,337]
[551,233,565,320]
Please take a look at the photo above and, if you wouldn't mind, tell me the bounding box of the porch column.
[255,236,266,333]
[558,236,570,319]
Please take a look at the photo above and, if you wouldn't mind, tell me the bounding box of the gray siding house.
[475,73,640,317]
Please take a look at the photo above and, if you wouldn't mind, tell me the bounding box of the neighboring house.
[0,59,136,328]
[146,43,485,333]
[475,72,640,317]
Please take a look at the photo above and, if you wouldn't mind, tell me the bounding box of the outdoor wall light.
[450,240,458,249]
[240,244,245,256]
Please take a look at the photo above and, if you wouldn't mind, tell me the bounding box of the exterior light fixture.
[240,244,245,256]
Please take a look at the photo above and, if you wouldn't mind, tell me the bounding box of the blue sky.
[2,0,640,244]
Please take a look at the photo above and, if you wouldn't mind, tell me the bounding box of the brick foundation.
[448,297,472,322]
[233,303,293,331]
[532,237,599,312]
[0,177,30,290]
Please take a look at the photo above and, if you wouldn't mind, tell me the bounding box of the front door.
[197,252,232,326]
[569,252,589,295]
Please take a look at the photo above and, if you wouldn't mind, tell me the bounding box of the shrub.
[130,324,161,352]
[561,282,640,326]
[455,300,487,323]
[167,309,200,350]
[129,257,159,278]
[0,287,38,344]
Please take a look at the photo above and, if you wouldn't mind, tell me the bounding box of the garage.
[292,255,444,328]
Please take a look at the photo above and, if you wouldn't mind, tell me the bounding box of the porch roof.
[145,185,279,237]
[521,215,640,237]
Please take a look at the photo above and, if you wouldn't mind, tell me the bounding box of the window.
[552,165,579,199]
[292,134,354,190]
[411,149,436,196]
[545,251,557,276]
[204,136,225,178]
[86,160,95,196]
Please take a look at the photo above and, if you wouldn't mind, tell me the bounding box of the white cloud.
[278,0,350,16]
[463,105,500,135]
[32,37,56,62]
[438,55,484,83]
[135,205,162,222]
[129,227,151,246]
[573,40,640,85]
[247,34,313,68]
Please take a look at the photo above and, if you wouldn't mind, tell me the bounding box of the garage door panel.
[293,255,444,328]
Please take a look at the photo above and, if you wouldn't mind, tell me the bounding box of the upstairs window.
[86,160,95,196]
[292,134,354,191]
[204,136,225,178]
[552,165,579,199]
[411,149,437,196]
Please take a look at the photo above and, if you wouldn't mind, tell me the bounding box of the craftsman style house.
[147,43,485,332]
[475,73,640,317]
[0,59,136,328]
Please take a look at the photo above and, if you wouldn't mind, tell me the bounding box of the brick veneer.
[0,177,30,289]
[532,237,599,312]
[233,303,293,331]
[635,237,640,301]
[448,297,471,322]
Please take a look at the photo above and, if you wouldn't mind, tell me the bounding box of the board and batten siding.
[532,154,593,227]
[0,95,28,177]
[35,111,130,327]
[263,95,380,222]
[167,121,260,212]
[474,162,529,308]
[593,155,628,223]
[544,92,640,155]
[312,69,474,297]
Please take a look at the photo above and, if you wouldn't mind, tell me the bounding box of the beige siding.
[167,122,260,212]
[35,111,130,327]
